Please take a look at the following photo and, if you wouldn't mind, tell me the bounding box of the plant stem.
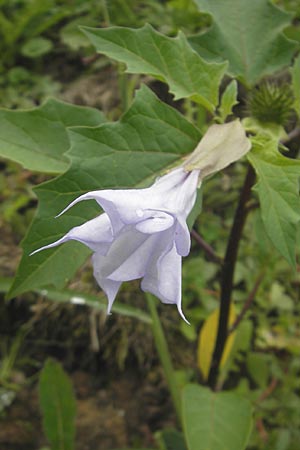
[146,293,182,424]
[281,127,300,145]
[191,229,223,264]
[207,164,256,388]
[118,66,129,112]
[228,270,264,334]
[101,0,111,26]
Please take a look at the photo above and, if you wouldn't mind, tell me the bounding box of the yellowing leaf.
[197,305,236,380]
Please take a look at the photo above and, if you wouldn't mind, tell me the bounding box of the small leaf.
[218,80,238,122]
[189,0,297,86]
[156,429,187,450]
[248,137,300,268]
[0,98,105,173]
[246,352,269,388]
[197,305,237,380]
[184,120,251,178]
[60,17,96,50]
[81,24,227,111]
[21,37,53,58]
[182,384,253,450]
[39,359,76,450]
[291,54,300,117]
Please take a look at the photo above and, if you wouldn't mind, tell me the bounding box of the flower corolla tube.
[31,167,200,322]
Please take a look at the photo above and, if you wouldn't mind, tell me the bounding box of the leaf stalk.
[146,293,182,425]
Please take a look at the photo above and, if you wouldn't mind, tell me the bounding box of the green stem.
[207,164,256,388]
[99,0,131,114]
[146,293,182,424]
[184,98,194,123]
[117,0,137,23]
[118,65,129,112]
[101,0,111,26]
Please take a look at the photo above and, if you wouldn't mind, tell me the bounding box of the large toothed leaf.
[8,85,201,298]
[0,98,105,173]
[182,384,253,450]
[189,0,297,86]
[248,137,300,268]
[81,24,227,112]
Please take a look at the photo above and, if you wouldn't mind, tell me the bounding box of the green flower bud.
[248,82,294,126]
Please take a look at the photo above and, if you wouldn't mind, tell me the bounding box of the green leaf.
[21,37,53,58]
[189,0,297,86]
[182,384,253,450]
[81,24,227,112]
[60,17,97,50]
[291,54,300,117]
[246,352,269,388]
[39,359,76,450]
[8,85,201,299]
[156,429,187,450]
[218,80,238,122]
[0,98,105,173]
[248,137,300,268]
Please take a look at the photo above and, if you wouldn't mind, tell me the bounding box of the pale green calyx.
[183,120,251,179]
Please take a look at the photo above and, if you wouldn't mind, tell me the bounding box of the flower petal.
[174,216,191,256]
[109,228,176,282]
[56,191,124,235]
[141,243,188,323]
[152,167,189,190]
[151,168,200,218]
[135,211,174,233]
[67,213,113,253]
[170,169,200,218]
[92,252,122,313]
[30,213,113,255]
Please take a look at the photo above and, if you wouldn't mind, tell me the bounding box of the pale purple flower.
[31,167,200,321]
[31,120,251,320]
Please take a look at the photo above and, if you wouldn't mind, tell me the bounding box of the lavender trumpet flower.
[31,120,251,320]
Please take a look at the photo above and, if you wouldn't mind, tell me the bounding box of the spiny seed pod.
[248,82,294,125]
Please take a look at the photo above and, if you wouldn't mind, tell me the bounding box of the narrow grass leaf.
[39,359,76,450]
